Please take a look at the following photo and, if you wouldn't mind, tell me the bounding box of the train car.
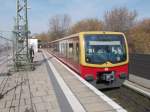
[48,31,129,89]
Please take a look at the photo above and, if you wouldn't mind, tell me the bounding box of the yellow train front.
[49,31,129,89]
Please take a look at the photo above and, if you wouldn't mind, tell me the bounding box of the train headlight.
[85,75,94,82]
[120,73,127,79]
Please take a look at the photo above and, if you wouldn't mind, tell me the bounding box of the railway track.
[102,86,150,112]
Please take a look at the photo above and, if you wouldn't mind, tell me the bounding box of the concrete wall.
[129,54,150,79]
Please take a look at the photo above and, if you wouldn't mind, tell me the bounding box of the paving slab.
[0,52,61,112]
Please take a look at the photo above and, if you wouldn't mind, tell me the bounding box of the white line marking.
[43,51,86,112]
[46,51,127,112]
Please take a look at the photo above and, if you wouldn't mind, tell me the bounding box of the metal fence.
[0,35,13,74]
[0,36,13,55]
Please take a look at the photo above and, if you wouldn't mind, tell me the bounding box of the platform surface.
[0,52,60,112]
[124,74,150,98]
[0,50,126,112]
[129,74,150,89]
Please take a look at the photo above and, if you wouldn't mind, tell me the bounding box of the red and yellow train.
[48,31,129,89]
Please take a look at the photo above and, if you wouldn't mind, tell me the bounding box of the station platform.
[129,74,150,89]
[0,50,126,112]
[124,74,150,98]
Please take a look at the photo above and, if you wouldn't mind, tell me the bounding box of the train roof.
[48,31,124,43]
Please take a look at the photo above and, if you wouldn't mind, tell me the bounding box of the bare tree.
[36,33,49,41]
[61,14,71,35]
[104,7,137,32]
[70,18,103,34]
[48,14,71,40]
[128,19,150,54]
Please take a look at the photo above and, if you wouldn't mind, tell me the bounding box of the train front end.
[79,32,129,89]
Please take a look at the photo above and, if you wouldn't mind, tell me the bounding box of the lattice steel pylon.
[13,0,31,71]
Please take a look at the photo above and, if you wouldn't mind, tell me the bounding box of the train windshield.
[84,34,127,64]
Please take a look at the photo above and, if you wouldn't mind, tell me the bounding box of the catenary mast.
[13,0,31,71]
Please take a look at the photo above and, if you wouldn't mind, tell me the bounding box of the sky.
[0,0,150,35]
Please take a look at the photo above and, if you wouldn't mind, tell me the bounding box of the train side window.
[56,43,59,52]
[59,42,62,54]
[75,43,79,62]
[53,43,57,51]
[76,43,79,56]
[65,41,67,57]
[62,42,67,57]
[69,43,73,58]
[62,43,64,55]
